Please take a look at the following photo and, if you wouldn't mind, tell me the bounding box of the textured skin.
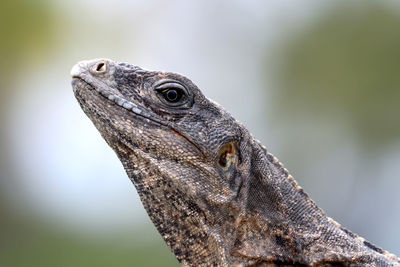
[71,59,400,267]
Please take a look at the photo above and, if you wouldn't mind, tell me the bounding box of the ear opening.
[217,141,237,170]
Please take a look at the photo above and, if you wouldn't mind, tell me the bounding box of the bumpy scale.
[71,59,400,267]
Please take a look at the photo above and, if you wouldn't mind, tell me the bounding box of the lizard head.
[71,58,250,264]
[71,58,244,201]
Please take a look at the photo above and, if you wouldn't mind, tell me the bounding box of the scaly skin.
[71,58,400,267]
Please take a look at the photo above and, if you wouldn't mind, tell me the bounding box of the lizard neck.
[116,141,230,266]
[118,133,399,266]
[231,138,399,266]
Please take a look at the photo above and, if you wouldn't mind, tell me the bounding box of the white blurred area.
[2,0,399,255]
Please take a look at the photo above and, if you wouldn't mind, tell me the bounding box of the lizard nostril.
[95,62,106,73]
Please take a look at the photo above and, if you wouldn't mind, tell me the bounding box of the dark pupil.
[164,89,180,102]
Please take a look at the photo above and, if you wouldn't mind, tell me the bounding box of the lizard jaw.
[71,60,165,126]
[71,60,205,158]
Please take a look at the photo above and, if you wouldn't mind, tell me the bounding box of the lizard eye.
[160,88,183,103]
[155,81,188,106]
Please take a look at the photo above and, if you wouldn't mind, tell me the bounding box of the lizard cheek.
[217,141,237,170]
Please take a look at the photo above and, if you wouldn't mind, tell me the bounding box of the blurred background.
[1,0,399,266]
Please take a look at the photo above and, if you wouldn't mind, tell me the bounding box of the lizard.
[71,58,400,267]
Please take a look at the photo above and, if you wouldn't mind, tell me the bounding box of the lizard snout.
[71,59,110,78]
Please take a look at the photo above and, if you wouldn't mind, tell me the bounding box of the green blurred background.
[0,1,399,266]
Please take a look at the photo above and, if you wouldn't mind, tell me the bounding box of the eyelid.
[155,82,186,91]
[153,79,193,109]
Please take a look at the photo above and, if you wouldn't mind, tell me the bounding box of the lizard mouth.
[72,77,168,127]
[72,77,206,158]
